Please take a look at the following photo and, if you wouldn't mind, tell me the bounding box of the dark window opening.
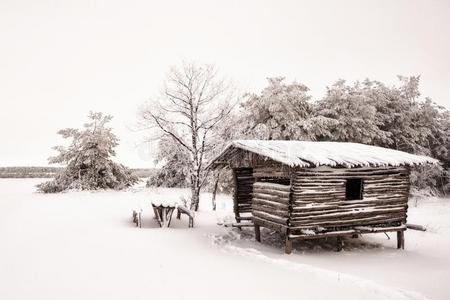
[346,178,363,200]
[258,177,290,185]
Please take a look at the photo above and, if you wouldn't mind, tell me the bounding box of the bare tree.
[140,62,235,211]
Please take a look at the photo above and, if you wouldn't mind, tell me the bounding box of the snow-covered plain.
[0,179,449,300]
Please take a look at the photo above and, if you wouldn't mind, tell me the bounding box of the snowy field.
[0,179,449,300]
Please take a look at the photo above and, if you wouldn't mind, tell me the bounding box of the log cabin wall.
[290,166,410,235]
[229,154,292,222]
[252,181,290,232]
[250,166,292,232]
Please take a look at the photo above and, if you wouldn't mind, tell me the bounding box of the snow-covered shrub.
[201,169,234,194]
[145,136,190,188]
[37,112,139,193]
[410,165,450,196]
[179,195,191,208]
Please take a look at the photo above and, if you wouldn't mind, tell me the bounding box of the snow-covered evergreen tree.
[240,77,314,140]
[314,79,392,144]
[315,76,450,194]
[37,112,139,193]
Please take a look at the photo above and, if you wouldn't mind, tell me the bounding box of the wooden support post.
[254,224,261,242]
[232,169,238,218]
[336,237,343,252]
[232,169,243,230]
[285,237,293,254]
[284,176,294,255]
[397,231,405,249]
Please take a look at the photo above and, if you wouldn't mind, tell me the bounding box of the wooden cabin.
[208,140,438,253]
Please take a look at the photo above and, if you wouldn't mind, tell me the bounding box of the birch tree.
[140,62,235,210]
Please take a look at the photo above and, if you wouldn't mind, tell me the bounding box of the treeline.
[236,76,450,194]
[0,166,155,179]
[132,168,157,178]
[149,75,450,195]
[0,167,61,178]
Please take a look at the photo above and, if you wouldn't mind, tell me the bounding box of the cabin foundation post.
[232,169,239,221]
[232,169,243,230]
[285,235,292,254]
[336,237,343,252]
[235,213,242,231]
[397,230,405,249]
[254,224,261,242]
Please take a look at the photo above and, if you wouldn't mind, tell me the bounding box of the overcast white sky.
[1,0,449,168]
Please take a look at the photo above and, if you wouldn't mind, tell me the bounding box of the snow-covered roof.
[209,140,439,168]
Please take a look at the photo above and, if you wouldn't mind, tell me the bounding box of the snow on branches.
[37,112,139,193]
[139,62,236,210]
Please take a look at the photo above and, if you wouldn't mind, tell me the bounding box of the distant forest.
[0,167,155,179]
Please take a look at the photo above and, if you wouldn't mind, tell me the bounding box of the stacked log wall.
[290,166,410,233]
[252,181,291,232]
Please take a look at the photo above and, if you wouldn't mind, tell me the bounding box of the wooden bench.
[132,209,142,228]
[176,205,194,228]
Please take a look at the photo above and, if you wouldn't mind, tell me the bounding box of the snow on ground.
[0,179,449,300]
